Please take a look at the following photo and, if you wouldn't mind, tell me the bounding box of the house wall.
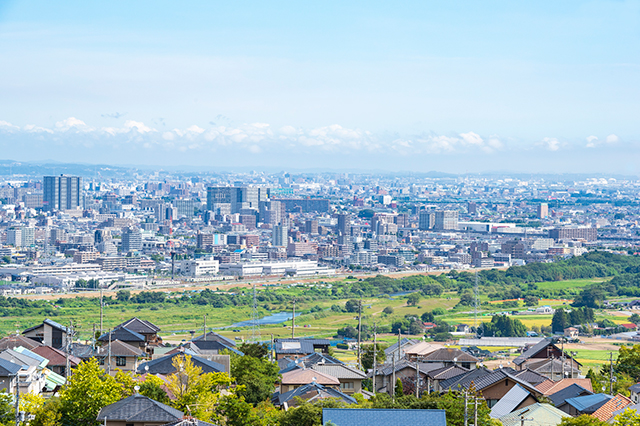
[338,379,362,394]
[99,355,138,374]
[481,379,540,408]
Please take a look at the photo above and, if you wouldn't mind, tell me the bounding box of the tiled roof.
[629,383,640,393]
[23,318,68,334]
[97,394,183,422]
[311,364,367,380]
[421,348,479,363]
[116,317,160,334]
[273,382,357,407]
[137,353,225,375]
[499,403,568,426]
[0,335,42,351]
[322,408,447,426]
[96,340,145,357]
[426,365,468,380]
[592,394,632,421]
[490,384,532,418]
[281,368,340,386]
[403,341,444,356]
[98,327,146,343]
[188,340,243,356]
[513,339,553,366]
[32,346,81,367]
[536,378,594,395]
[193,332,236,347]
[513,369,550,387]
[0,357,21,376]
[439,367,491,391]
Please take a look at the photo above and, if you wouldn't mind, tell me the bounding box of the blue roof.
[322,408,447,426]
[564,393,612,413]
[490,384,532,418]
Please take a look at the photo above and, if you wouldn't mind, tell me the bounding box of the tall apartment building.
[337,213,350,236]
[537,203,549,219]
[272,225,289,247]
[206,187,232,211]
[21,227,35,247]
[121,227,142,253]
[468,202,477,215]
[43,175,82,211]
[305,219,319,235]
[434,210,458,231]
[6,229,21,247]
[549,227,597,241]
[419,211,435,230]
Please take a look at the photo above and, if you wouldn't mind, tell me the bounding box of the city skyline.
[1,1,639,173]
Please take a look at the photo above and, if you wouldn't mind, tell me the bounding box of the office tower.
[95,229,111,244]
[537,203,549,219]
[231,187,259,213]
[434,210,458,230]
[43,175,82,211]
[173,199,196,217]
[394,213,409,228]
[272,224,288,247]
[206,187,232,211]
[337,213,350,236]
[121,227,142,253]
[6,229,21,247]
[419,211,435,230]
[468,202,477,215]
[305,219,319,235]
[260,200,284,225]
[21,227,35,247]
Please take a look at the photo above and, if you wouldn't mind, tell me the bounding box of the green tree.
[524,295,539,306]
[115,290,130,302]
[238,343,269,359]
[383,306,394,315]
[361,343,387,370]
[0,392,13,426]
[406,293,421,306]
[613,408,640,426]
[231,353,281,405]
[617,345,640,381]
[59,359,122,425]
[630,314,640,324]
[559,415,608,426]
[552,308,570,333]
[278,398,347,426]
[345,299,360,313]
[395,378,404,398]
[139,374,169,404]
[480,315,527,337]
[215,394,265,426]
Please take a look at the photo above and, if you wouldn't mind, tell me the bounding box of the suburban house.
[498,403,568,426]
[310,363,367,394]
[629,383,640,404]
[0,348,47,394]
[274,338,331,360]
[591,394,633,422]
[97,394,185,426]
[279,368,340,393]
[32,345,81,377]
[536,378,594,396]
[370,358,433,395]
[0,358,21,395]
[113,318,163,351]
[22,319,69,350]
[563,327,579,339]
[98,327,147,352]
[513,339,581,378]
[96,340,146,374]
[272,382,356,409]
[421,348,479,369]
[556,393,612,416]
[0,335,42,352]
[403,341,444,361]
[136,352,225,375]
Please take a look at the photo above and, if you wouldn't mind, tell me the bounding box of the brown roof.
[96,340,145,357]
[536,378,594,395]
[32,346,81,367]
[0,335,42,351]
[281,368,340,386]
[592,394,632,421]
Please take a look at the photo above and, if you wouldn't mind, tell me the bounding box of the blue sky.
[0,1,639,173]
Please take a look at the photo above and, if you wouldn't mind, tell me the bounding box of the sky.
[0,1,639,174]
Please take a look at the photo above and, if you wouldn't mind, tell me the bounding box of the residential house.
[166,346,232,374]
[591,394,632,422]
[498,403,568,426]
[274,338,331,360]
[630,383,640,404]
[310,363,367,394]
[563,327,579,339]
[513,339,581,378]
[548,384,593,408]
[0,335,42,352]
[557,393,612,416]
[193,332,236,348]
[0,358,21,394]
[536,378,594,396]
[426,365,468,392]
[98,328,147,352]
[0,348,47,394]
[97,394,184,426]
[272,382,356,409]
[421,348,479,370]
[279,368,340,394]
[96,340,145,374]
[384,338,419,363]
[403,341,444,361]
[370,358,435,395]
[32,345,81,377]
[22,319,69,350]
[137,352,225,375]
[490,384,540,418]
[322,408,447,426]
[114,318,163,350]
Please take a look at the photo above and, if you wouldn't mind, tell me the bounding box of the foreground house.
[96,340,146,374]
[97,394,185,426]
[32,346,81,377]
[22,319,69,350]
[137,352,225,375]
[498,403,567,426]
[272,382,356,409]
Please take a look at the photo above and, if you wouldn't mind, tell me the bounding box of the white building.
[181,259,220,277]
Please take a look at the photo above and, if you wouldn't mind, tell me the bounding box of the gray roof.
[384,338,418,356]
[274,338,330,355]
[161,419,217,426]
[549,384,592,407]
[137,353,225,375]
[0,357,21,376]
[23,318,68,334]
[630,383,640,393]
[272,382,356,407]
[98,327,146,343]
[426,365,468,380]
[422,348,479,363]
[323,408,447,426]
[311,364,367,380]
[513,339,553,366]
[116,317,161,334]
[193,332,236,347]
[280,352,344,374]
[96,340,145,357]
[490,384,532,418]
[97,394,183,422]
[513,368,550,387]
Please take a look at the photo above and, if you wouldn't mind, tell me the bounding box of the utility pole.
[357,297,362,370]
[610,352,614,395]
[372,323,377,395]
[520,415,533,426]
[561,337,565,379]
[108,328,112,375]
[474,271,478,332]
[392,351,396,402]
[13,371,19,426]
[270,334,274,364]
[66,320,71,378]
[464,391,468,426]
[474,395,478,426]
[415,360,419,398]
[291,299,296,339]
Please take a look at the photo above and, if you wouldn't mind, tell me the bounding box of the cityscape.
[2,1,640,426]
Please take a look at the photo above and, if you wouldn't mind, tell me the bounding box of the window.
[340,382,354,390]
[116,356,127,367]
[98,358,105,365]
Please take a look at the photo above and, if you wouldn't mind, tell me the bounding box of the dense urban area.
[1,165,640,425]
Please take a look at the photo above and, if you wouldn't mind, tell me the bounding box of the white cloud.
[55,117,90,131]
[586,135,598,148]
[606,134,619,144]
[541,137,560,151]
[124,120,154,133]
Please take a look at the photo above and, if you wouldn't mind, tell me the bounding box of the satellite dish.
[499,364,503,369]
[134,385,140,393]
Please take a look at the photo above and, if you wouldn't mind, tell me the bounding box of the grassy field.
[534,278,603,291]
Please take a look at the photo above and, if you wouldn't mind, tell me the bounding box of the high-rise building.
[337,213,350,236]
[305,220,319,235]
[434,210,458,230]
[206,187,232,211]
[419,211,435,230]
[231,187,259,213]
[121,227,142,253]
[6,229,21,247]
[21,227,35,247]
[537,203,549,219]
[468,202,477,215]
[43,175,82,211]
[272,225,289,247]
